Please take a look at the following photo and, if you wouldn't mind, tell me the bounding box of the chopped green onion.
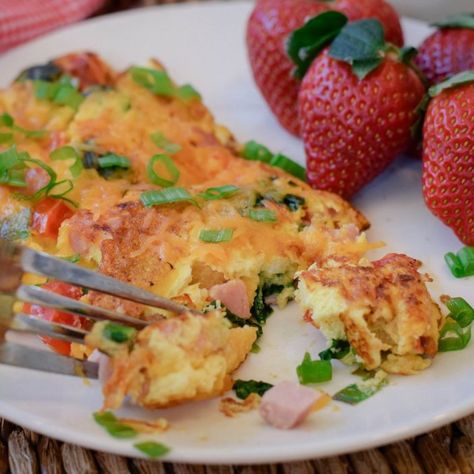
[334,372,388,405]
[447,297,474,328]
[241,140,306,181]
[50,146,84,178]
[458,247,474,275]
[140,187,194,207]
[150,132,182,154]
[296,352,332,384]
[103,322,137,344]
[93,412,137,439]
[0,112,45,139]
[134,441,170,459]
[0,208,31,241]
[0,132,13,144]
[444,246,474,278]
[233,379,273,400]
[147,154,180,187]
[176,84,201,101]
[97,154,131,169]
[33,76,83,110]
[198,184,240,200]
[269,154,306,181]
[199,228,233,243]
[438,319,472,352]
[248,209,277,222]
[242,140,273,162]
[319,339,350,361]
[130,67,175,97]
[61,255,80,263]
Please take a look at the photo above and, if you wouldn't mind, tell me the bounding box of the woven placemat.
[1,1,473,473]
[1,414,474,473]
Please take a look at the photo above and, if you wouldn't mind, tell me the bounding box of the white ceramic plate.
[0,2,472,464]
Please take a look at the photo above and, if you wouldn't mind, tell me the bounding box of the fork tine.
[3,241,201,315]
[11,313,88,345]
[17,284,151,328]
[0,341,98,378]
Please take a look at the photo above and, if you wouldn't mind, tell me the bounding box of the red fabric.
[0,0,106,53]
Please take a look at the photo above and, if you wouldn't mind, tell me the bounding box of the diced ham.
[209,279,251,319]
[259,381,320,429]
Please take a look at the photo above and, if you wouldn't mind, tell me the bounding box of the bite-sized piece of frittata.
[296,253,444,374]
[86,311,256,409]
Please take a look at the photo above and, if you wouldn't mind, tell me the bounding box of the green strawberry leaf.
[399,46,418,64]
[352,58,383,80]
[329,19,385,61]
[287,11,348,79]
[429,70,474,97]
[433,13,474,30]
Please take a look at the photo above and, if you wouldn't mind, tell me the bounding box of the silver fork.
[0,239,200,378]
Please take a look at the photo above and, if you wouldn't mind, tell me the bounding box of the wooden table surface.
[1,1,474,472]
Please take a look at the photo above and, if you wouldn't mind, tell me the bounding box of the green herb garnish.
[131,66,200,102]
[241,140,306,181]
[0,112,45,139]
[50,146,84,178]
[319,339,350,361]
[150,132,182,154]
[296,352,332,384]
[93,412,137,439]
[233,379,273,399]
[333,374,388,405]
[146,154,180,187]
[140,187,194,207]
[198,185,240,201]
[103,323,137,344]
[97,154,131,170]
[34,76,84,110]
[248,209,277,223]
[134,441,170,459]
[199,228,233,243]
[445,246,474,278]
[438,297,474,352]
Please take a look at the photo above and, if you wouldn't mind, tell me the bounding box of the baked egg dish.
[0,52,444,410]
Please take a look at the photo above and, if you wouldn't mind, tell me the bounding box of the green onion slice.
[444,246,474,278]
[140,187,194,207]
[93,412,137,439]
[233,379,273,399]
[447,297,474,328]
[97,154,131,169]
[319,339,350,361]
[241,140,306,181]
[33,76,84,110]
[103,322,137,344]
[270,153,306,181]
[150,132,182,154]
[438,319,472,352]
[0,112,45,139]
[50,146,84,178]
[147,154,180,187]
[130,67,175,97]
[248,209,277,222]
[296,352,332,384]
[199,228,233,243]
[176,84,201,101]
[134,441,170,459]
[198,184,240,200]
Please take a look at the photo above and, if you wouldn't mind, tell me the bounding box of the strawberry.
[246,0,404,136]
[416,14,474,87]
[422,72,474,245]
[298,19,425,198]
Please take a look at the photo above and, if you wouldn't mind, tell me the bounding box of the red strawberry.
[416,14,474,87]
[298,20,425,198]
[422,72,474,245]
[246,0,404,136]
